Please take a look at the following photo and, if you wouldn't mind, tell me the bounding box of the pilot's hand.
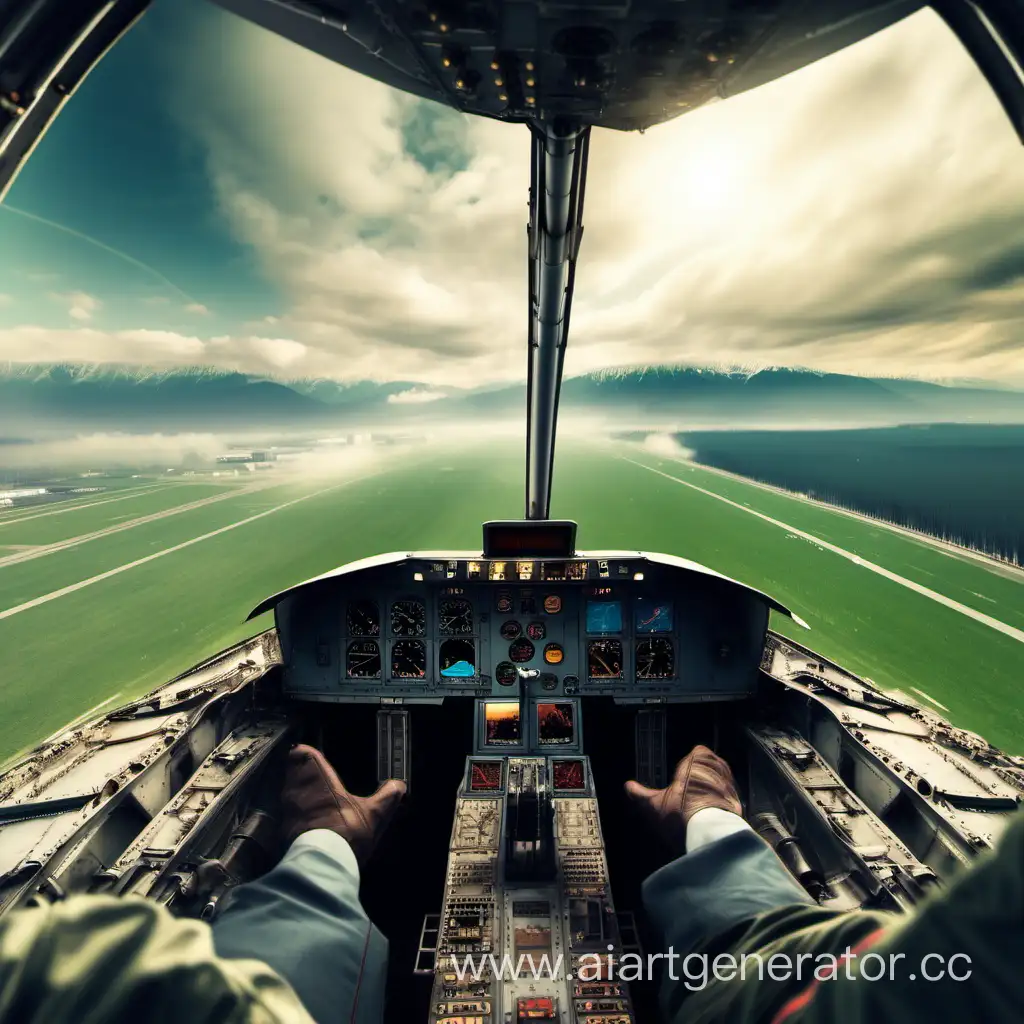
[624,744,742,855]
[281,744,406,864]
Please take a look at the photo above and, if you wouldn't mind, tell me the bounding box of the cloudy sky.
[1,1,1024,387]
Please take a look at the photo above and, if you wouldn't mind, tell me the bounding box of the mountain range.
[2,363,1023,438]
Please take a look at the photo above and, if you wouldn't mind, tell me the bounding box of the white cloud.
[161,7,1024,386]
[0,326,205,364]
[184,302,209,314]
[387,387,447,404]
[0,293,11,307]
[50,291,101,322]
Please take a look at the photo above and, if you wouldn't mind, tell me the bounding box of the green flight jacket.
[644,809,1024,1024]
[0,894,314,1023]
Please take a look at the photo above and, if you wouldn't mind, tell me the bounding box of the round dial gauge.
[346,641,381,678]
[347,600,380,637]
[587,639,623,679]
[526,621,546,641]
[508,638,535,663]
[500,620,522,640]
[495,661,517,686]
[391,640,426,679]
[391,600,426,637]
[439,598,474,635]
[543,643,564,665]
[543,594,562,614]
[496,591,513,614]
[637,638,674,680]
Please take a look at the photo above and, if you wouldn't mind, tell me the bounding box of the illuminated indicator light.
[525,96,536,105]
[490,59,500,70]
[439,22,449,32]
[525,61,535,71]
[544,644,564,665]
[498,93,508,102]
[429,10,437,20]
[633,572,645,581]
[413,572,424,582]
[442,55,453,67]
[455,78,465,88]
[494,77,503,86]
[525,77,535,87]
[707,53,719,63]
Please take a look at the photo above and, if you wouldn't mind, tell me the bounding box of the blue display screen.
[586,601,622,633]
[440,639,475,677]
[635,600,673,633]
[441,660,475,677]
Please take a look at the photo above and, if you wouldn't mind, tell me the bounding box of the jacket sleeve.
[643,810,1024,1024]
[0,892,314,1024]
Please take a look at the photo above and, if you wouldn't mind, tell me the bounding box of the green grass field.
[0,440,1021,764]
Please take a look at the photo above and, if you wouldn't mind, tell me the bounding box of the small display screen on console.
[588,639,623,679]
[484,701,521,745]
[440,638,476,678]
[552,759,586,790]
[537,702,575,744]
[586,601,622,633]
[346,641,381,678]
[636,599,673,633]
[482,519,576,558]
[469,760,503,791]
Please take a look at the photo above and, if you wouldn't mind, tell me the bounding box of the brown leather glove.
[281,744,406,864]
[624,744,743,855]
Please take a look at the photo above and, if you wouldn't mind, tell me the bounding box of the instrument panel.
[276,553,774,706]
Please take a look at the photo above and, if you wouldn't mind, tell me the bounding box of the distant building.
[216,451,278,464]
[0,488,47,502]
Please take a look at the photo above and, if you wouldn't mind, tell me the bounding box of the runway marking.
[912,688,950,712]
[621,456,1024,645]
[0,484,172,526]
[0,476,371,620]
[0,483,275,566]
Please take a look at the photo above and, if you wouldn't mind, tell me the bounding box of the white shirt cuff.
[686,807,753,854]
[289,828,360,880]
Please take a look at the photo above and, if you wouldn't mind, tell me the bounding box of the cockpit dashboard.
[255,543,795,760]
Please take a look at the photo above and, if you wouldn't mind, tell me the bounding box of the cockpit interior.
[257,519,796,1023]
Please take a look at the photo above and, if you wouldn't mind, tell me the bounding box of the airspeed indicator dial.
[391,600,426,637]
